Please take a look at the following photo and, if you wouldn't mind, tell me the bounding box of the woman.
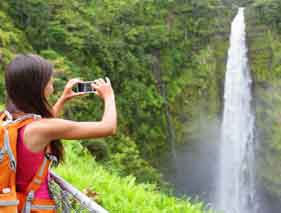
[4,54,117,211]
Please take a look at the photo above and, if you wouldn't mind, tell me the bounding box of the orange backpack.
[0,110,57,213]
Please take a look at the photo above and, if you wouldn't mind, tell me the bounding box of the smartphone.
[74,81,96,93]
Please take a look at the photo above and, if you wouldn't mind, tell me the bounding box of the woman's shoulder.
[22,118,51,152]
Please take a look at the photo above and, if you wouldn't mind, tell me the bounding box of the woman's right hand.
[91,77,114,100]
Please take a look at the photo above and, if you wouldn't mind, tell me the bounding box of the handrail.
[50,171,108,213]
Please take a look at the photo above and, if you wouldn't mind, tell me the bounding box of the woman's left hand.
[60,78,87,102]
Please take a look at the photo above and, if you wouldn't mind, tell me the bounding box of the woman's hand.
[91,77,114,100]
[60,78,87,102]
[53,78,87,117]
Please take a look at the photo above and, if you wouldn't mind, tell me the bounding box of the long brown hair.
[4,54,64,164]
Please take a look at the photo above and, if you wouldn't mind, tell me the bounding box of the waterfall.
[217,8,258,213]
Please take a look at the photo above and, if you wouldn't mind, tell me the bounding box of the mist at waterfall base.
[158,122,281,213]
[157,118,219,204]
[157,8,281,213]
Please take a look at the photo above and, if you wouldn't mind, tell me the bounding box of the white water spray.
[217,8,258,213]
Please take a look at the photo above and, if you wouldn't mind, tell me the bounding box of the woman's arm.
[53,96,66,117]
[25,78,117,150]
[36,94,116,140]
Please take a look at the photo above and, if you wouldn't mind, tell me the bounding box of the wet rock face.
[245,4,281,210]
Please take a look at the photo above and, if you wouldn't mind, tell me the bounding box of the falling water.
[217,8,258,213]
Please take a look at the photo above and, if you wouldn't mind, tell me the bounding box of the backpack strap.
[0,110,13,125]
[2,110,13,120]
[23,149,57,213]
[0,111,42,171]
[26,155,51,194]
[1,128,17,171]
[0,112,6,121]
[1,113,42,127]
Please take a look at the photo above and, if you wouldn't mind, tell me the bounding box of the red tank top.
[16,125,51,199]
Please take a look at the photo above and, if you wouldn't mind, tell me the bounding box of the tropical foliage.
[0,0,230,185]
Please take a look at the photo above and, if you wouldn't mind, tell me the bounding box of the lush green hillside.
[245,0,281,199]
[55,141,212,213]
[0,0,250,211]
[0,0,232,184]
[6,0,281,211]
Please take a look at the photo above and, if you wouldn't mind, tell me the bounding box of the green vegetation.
[2,0,281,209]
[0,0,256,211]
[5,0,281,210]
[0,0,232,184]
[0,0,234,211]
[245,0,281,199]
[55,141,211,213]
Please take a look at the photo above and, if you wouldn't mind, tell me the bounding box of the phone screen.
[74,82,96,93]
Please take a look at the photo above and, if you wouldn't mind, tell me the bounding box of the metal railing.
[49,171,108,213]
